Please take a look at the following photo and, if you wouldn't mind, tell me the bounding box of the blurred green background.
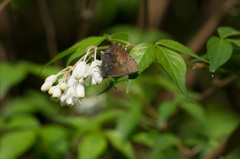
[1,0,240,159]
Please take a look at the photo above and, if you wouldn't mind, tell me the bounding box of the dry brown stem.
[0,0,11,12]
[37,0,59,65]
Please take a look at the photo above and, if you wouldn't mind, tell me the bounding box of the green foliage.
[104,32,129,44]
[126,43,155,92]
[0,130,36,159]
[130,43,156,74]
[156,46,192,101]
[106,130,135,159]
[78,133,107,159]
[0,62,27,98]
[207,36,233,73]
[156,39,208,63]
[38,125,68,158]
[180,103,206,125]
[158,101,178,125]
[217,26,240,39]
[207,27,240,73]
[116,100,142,140]
[66,37,106,66]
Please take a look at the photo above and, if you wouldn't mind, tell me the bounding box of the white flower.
[76,84,85,98]
[48,86,57,95]
[52,86,61,98]
[92,72,102,85]
[41,45,105,108]
[72,61,87,80]
[60,83,67,91]
[41,81,53,92]
[41,75,58,92]
[60,86,79,106]
[89,60,102,85]
[45,75,57,83]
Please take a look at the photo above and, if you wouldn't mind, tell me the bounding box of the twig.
[137,0,149,29]
[185,0,239,88]
[203,124,240,159]
[0,40,6,61]
[148,0,170,28]
[37,0,59,65]
[76,0,96,40]
[0,0,11,12]
[186,0,239,53]
[196,75,238,102]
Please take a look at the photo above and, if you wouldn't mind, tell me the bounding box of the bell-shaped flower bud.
[60,83,67,91]
[52,86,61,98]
[45,75,57,83]
[41,81,53,92]
[73,61,87,80]
[48,86,57,95]
[76,84,85,98]
[92,72,102,85]
[66,97,74,106]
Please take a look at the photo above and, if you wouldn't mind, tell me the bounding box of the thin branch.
[137,0,149,30]
[76,0,96,40]
[37,0,59,65]
[0,40,7,61]
[148,0,170,28]
[185,0,239,88]
[0,0,11,12]
[186,0,239,53]
[203,124,240,159]
[196,75,238,102]
[142,0,149,29]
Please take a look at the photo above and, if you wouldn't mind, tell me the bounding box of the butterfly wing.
[100,42,138,78]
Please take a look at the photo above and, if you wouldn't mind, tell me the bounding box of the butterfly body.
[100,42,138,78]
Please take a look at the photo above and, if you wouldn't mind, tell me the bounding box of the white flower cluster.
[41,46,103,106]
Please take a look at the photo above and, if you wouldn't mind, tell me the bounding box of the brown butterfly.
[100,42,138,78]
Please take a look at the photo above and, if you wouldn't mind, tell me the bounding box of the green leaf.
[132,132,156,147]
[106,130,135,159]
[207,36,233,73]
[78,133,107,159]
[66,36,105,66]
[93,110,122,125]
[180,103,206,125]
[117,107,141,141]
[217,26,240,39]
[205,104,239,140]
[227,39,240,47]
[129,43,155,74]
[19,60,62,79]
[126,43,155,92]
[104,25,142,43]
[38,125,68,155]
[158,101,178,124]
[6,114,40,129]
[126,73,138,93]
[0,62,27,98]
[45,40,93,66]
[108,32,129,42]
[156,39,208,63]
[0,130,36,159]
[153,134,180,150]
[2,90,59,117]
[59,117,97,132]
[151,134,180,158]
[156,46,192,102]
